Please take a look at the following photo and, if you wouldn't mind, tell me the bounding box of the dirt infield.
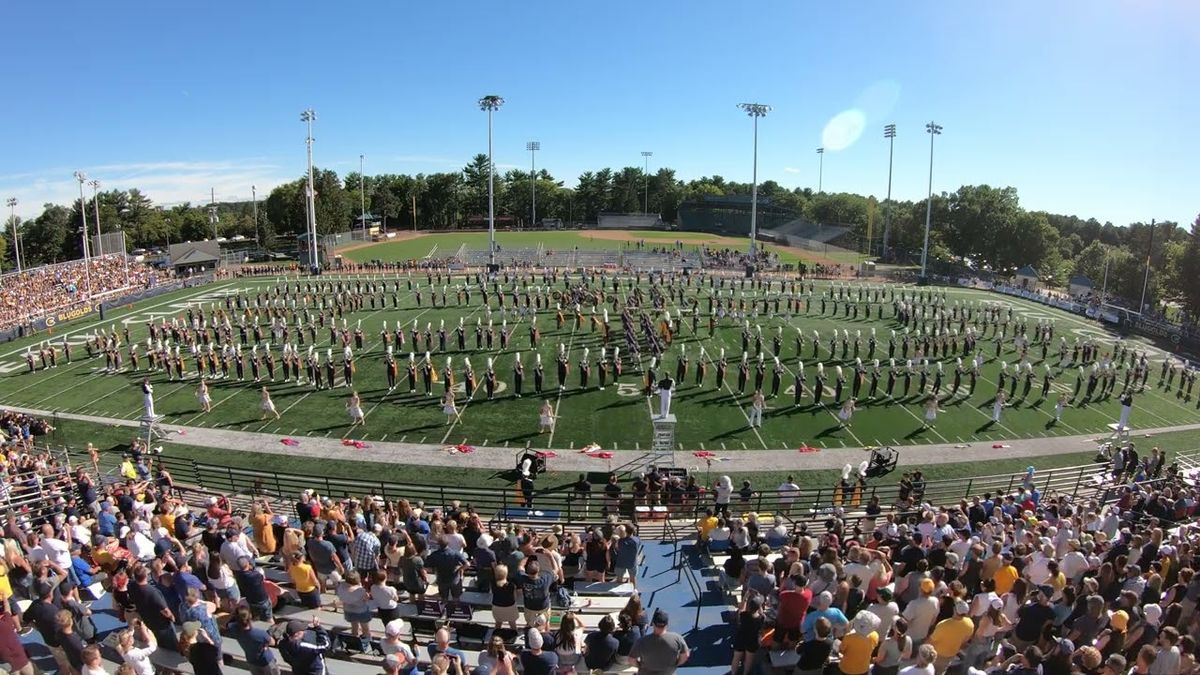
[579,230,847,268]
[335,231,426,254]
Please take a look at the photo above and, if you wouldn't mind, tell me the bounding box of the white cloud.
[783,167,802,174]
[0,159,294,217]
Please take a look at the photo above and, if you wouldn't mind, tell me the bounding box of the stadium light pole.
[74,171,93,294]
[737,103,771,259]
[882,124,896,259]
[5,197,17,273]
[359,154,367,238]
[89,180,104,257]
[301,108,318,272]
[478,95,504,268]
[920,121,943,280]
[209,188,219,240]
[641,151,653,214]
[251,185,259,245]
[816,147,825,193]
[526,141,539,228]
[1140,219,1156,312]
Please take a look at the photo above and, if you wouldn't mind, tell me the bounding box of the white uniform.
[991,399,1003,422]
[142,383,156,418]
[658,378,674,418]
[261,396,276,414]
[1117,401,1132,430]
[349,402,364,421]
[1055,400,1065,421]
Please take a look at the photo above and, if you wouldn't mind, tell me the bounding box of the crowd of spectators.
[698,452,1200,675]
[0,445,701,675]
[701,246,777,270]
[0,256,166,332]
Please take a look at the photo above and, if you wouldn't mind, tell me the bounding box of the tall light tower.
[5,197,18,273]
[251,185,259,245]
[73,171,93,294]
[882,124,896,259]
[208,188,219,239]
[920,121,943,280]
[89,179,104,256]
[737,103,771,260]
[301,108,318,271]
[816,147,825,193]
[641,151,653,214]
[359,154,367,238]
[526,141,540,228]
[478,95,505,268]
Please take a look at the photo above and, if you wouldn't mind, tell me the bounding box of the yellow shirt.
[927,616,975,659]
[839,631,878,675]
[697,516,719,539]
[289,561,317,593]
[120,460,138,480]
[1047,571,1066,597]
[0,561,12,601]
[161,512,177,534]
[993,565,1018,595]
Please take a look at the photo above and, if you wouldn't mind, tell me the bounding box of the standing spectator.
[227,605,280,675]
[520,628,559,675]
[731,596,765,675]
[777,475,800,514]
[901,579,939,645]
[128,567,177,652]
[926,601,974,674]
[613,525,640,589]
[233,557,272,622]
[351,523,382,577]
[278,618,331,675]
[630,609,689,675]
[584,615,620,672]
[116,619,158,675]
[0,604,33,675]
[898,644,938,675]
[334,571,372,653]
[426,535,469,601]
[516,558,554,628]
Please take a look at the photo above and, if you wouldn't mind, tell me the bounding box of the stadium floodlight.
[359,155,367,238]
[882,124,896,259]
[920,121,943,280]
[89,179,103,257]
[5,197,18,273]
[74,171,93,293]
[737,103,771,259]
[816,147,825,194]
[641,151,653,214]
[301,108,318,272]
[251,185,259,245]
[478,95,505,269]
[526,141,540,229]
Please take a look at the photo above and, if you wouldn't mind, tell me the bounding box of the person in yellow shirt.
[927,601,975,674]
[993,553,1019,595]
[288,552,321,608]
[838,612,881,675]
[696,509,719,544]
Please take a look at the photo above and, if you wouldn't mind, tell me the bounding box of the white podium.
[649,414,676,470]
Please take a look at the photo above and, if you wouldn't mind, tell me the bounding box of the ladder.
[649,414,677,470]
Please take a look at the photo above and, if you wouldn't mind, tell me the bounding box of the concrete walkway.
[16,405,1200,474]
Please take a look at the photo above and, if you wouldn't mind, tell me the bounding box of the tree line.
[1,156,1197,317]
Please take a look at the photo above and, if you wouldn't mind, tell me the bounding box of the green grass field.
[1,267,1195,455]
[341,230,863,268]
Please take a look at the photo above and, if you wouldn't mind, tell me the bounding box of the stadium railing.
[89,452,1123,526]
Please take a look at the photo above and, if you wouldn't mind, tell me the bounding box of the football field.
[1,271,1195,453]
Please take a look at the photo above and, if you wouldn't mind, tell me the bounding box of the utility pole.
[251,185,259,245]
[90,180,104,256]
[920,121,943,280]
[1139,219,1156,312]
[641,151,653,214]
[359,154,367,239]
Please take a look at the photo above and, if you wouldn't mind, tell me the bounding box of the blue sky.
[1,1,1196,227]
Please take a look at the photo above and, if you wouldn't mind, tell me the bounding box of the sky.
[0,1,1197,228]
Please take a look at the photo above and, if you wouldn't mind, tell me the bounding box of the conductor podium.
[650,414,676,470]
[139,414,167,445]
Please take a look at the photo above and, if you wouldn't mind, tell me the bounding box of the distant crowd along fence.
[96,452,1154,525]
[0,273,216,343]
